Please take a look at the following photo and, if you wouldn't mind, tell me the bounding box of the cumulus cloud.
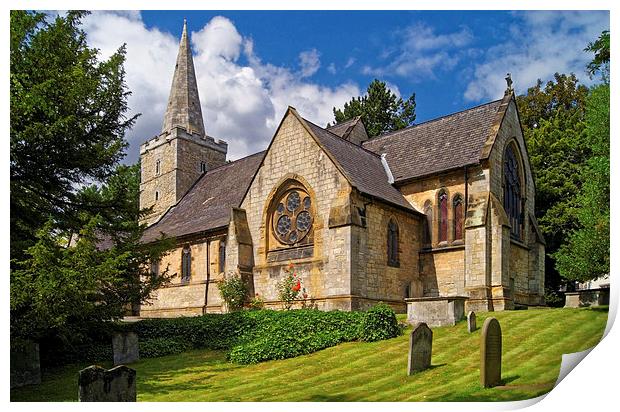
[363,23,473,80]
[298,48,321,78]
[464,11,609,102]
[81,12,359,162]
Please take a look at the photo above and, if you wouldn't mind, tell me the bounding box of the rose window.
[272,189,313,245]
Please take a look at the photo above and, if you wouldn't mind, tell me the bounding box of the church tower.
[139,20,228,226]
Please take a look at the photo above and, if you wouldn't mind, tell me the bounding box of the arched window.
[271,186,313,247]
[453,194,464,241]
[181,246,191,282]
[504,144,523,239]
[155,159,161,175]
[387,219,399,267]
[423,200,433,246]
[219,240,226,274]
[438,189,448,243]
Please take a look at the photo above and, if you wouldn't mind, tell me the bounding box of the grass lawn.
[11,306,608,402]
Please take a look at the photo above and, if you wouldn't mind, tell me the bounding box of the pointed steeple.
[162,19,206,136]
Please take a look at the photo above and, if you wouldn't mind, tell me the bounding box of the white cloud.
[344,57,356,69]
[81,13,359,162]
[327,63,337,74]
[298,48,321,78]
[464,11,609,102]
[363,23,472,80]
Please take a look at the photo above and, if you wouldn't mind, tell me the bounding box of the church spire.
[162,19,206,136]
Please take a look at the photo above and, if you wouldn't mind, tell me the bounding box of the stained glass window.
[423,200,433,246]
[181,246,191,282]
[504,145,523,239]
[388,219,399,267]
[453,194,464,241]
[438,189,448,243]
[272,189,313,246]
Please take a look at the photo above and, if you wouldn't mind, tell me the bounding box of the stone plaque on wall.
[78,365,137,402]
[407,322,432,375]
[480,317,502,388]
[112,332,139,365]
[467,311,477,333]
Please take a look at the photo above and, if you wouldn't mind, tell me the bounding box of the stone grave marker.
[78,365,137,402]
[467,311,477,333]
[10,341,41,388]
[407,322,433,375]
[480,317,502,388]
[112,332,139,365]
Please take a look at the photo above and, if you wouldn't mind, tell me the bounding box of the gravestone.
[112,332,139,365]
[480,317,502,388]
[78,365,137,402]
[10,341,41,388]
[467,311,477,333]
[407,322,433,375]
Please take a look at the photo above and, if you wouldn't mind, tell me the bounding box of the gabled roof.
[326,116,362,140]
[362,98,504,183]
[142,151,264,243]
[296,112,416,212]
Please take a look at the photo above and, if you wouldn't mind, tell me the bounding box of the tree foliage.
[516,73,590,289]
[10,10,137,257]
[555,84,610,282]
[585,30,610,79]
[10,11,174,344]
[332,79,416,137]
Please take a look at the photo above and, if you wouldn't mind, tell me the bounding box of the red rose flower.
[292,280,301,292]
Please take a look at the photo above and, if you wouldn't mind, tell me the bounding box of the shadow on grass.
[587,306,609,313]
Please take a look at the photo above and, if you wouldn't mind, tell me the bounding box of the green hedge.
[41,304,400,366]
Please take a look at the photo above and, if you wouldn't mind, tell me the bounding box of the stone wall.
[140,235,225,317]
[239,112,353,311]
[139,127,227,226]
[351,200,421,312]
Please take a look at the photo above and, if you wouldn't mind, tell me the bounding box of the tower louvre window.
[155,191,159,201]
[156,159,161,175]
[200,161,207,173]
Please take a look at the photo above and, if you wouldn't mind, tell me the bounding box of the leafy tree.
[516,73,590,291]
[585,30,610,79]
[555,84,610,282]
[331,79,416,137]
[10,10,136,258]
[10,11,174,344]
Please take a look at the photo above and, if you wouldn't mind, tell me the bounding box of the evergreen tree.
[10,11,136,258]
[332,79,416,137]
[10,11,175,344]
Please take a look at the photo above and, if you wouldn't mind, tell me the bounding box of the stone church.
[138,22,545,318]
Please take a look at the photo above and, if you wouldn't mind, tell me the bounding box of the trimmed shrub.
[40,305,400,366]
[358,303,400,342]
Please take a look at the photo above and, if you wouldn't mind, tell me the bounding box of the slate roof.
[326,116,361,140]
[301,115,416,212]
[362,99,503,183]
[142,151,265,242]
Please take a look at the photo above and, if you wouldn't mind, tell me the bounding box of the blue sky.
[79,10,609,163]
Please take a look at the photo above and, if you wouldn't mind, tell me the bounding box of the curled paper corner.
[554,347,594,388]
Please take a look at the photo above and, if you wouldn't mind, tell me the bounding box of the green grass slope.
[11,307,608,402]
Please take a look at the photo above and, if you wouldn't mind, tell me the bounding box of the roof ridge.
[303,116,382,159]
[326,116,360,129]
[364,98,503,144]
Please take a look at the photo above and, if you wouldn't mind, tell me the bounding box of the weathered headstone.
[10,341,41,388]
[467,311,477,333]
[407,322,433,375]
[112,332,139,365]
[78,365,137,402]
[480,317,502,388]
